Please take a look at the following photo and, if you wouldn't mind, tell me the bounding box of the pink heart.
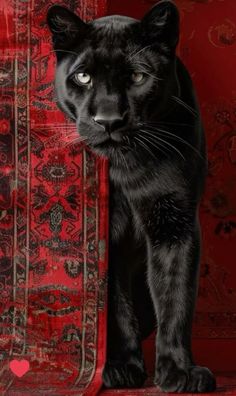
[9,359,30,377]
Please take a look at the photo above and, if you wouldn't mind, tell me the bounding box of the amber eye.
[131,71,145,84]
[74,72,91,85]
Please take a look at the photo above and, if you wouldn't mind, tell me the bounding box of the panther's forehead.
[68,46,128,70]
[66,40,138,76]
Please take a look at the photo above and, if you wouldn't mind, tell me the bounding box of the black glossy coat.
[47,1,216,392]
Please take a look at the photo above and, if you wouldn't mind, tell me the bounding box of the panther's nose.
[93,111,129,133]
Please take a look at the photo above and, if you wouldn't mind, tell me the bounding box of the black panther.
[47,1,216,392]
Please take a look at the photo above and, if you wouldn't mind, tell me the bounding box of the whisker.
[134,136,156,160]
[144,71,162,82]
[171,96,198,117]
[140,129,186,161]
[49,49,79,57]
[35,124,77,129]
[131,62,163,82]
[63,136,88,148]
[158,130,204,160]
[139,132,170,158]
[132,60,153,70]
[142,121,194,128]
[43,132,80,146]
[141,124,204,160]
[127,44,154,60]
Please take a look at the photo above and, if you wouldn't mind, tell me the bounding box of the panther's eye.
[131,71,145,84]
[74,72,91,85]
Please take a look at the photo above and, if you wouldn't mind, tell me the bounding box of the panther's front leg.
[102,237,147,389]
[146,197,216,393]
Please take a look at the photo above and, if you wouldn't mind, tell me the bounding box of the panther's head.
[47,1,179,163]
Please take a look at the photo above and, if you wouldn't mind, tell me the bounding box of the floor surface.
[100,375,236,395]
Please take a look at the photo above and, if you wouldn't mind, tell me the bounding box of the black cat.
[47,1,216,392]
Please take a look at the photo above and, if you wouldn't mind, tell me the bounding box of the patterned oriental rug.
[0,0,109,394]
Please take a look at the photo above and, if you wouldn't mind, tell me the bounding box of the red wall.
[108,0,236,373]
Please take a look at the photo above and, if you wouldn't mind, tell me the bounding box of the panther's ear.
[47,6,88,53]
[142,0,179,50]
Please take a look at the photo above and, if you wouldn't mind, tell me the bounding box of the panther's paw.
[102,359,147,388]
[155,356,216,393]
[186,366,216,393]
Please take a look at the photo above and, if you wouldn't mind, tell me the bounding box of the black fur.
[47,1,216,392]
